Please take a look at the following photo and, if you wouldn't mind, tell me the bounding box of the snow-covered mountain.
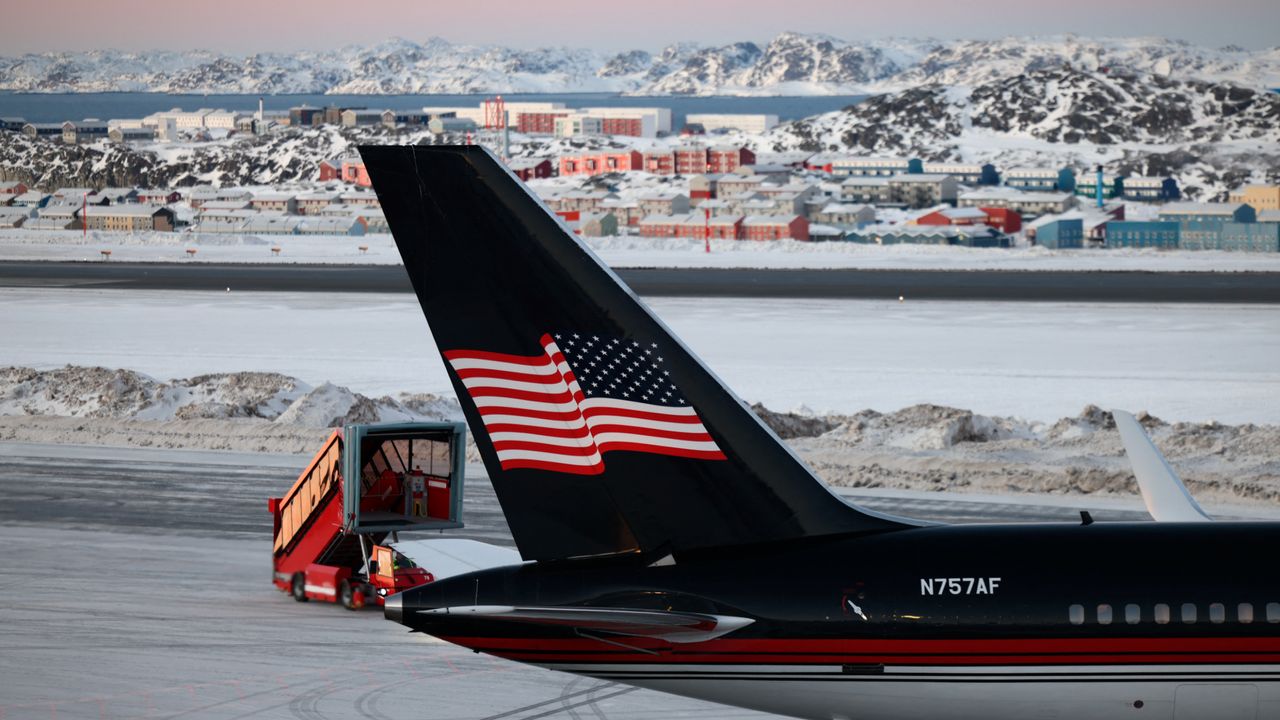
[763,67,1280,198]
[1,33,1276,96]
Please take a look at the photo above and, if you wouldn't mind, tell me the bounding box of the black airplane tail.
[360,145,910,562]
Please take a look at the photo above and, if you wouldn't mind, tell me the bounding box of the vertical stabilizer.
[360,145,908,561]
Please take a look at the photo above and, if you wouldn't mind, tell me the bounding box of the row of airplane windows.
[1068,602,1280,626]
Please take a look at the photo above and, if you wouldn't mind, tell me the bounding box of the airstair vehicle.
[269,422,467,609]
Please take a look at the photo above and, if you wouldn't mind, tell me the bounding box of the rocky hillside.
[764,67,1280,198]
[0,124,425,190]
[1,33,1277,96]
[0,123,612,191]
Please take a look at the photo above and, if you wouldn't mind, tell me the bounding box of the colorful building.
[1121,176,1180,202]
[1004,167,1076,193]
[1229,185,1280,212]
[920,162,999,185]
[1106,221,1181,249]
[741,215,809,241]
[1026,216,1085,249]
[507,158,553,181]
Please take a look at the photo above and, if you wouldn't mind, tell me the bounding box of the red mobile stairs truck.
[269,422,467,610]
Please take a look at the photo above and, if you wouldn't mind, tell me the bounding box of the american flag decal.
[444,333,726,475]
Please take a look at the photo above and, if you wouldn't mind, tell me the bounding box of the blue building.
[922,162,1000,185]
[1106,221,1180,249]
[1027,217,1084,249]
[1158,202,1256,250]
[830,157,922,177]
[1122,176,1181,202]
[1075,173,1124,202]
[1005,167,1075,193]
[1217,222,1280,252]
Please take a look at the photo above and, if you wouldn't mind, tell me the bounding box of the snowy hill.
[1,33,1276,96]
[763,67,1280,198]
[890,35,1280,90]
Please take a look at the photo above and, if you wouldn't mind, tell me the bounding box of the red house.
[318,159,342,182]
[136,190,181,205]
[705,215,743,239]
[916,207,990,226]
[341,159,371,187]
[600,117,644,136]
[708,146,755,174]
[508,158,553,181]
[741,215,809,241]
[641,151,675,175]
[0,181,28,198]
[559,151,642,177]
[517,111,572,134]
[638,214,684,238]
[980,207,1022,233]
[675,145,708,175]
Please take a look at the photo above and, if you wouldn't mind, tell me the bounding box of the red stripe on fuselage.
[436,635,1280,666]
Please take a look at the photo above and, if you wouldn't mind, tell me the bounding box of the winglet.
[1112,410,1211,522]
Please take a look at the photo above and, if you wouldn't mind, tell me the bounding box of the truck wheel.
[340,580,357,610]
[291,573,308,602]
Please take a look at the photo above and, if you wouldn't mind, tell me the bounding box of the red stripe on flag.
[443,348,552,366]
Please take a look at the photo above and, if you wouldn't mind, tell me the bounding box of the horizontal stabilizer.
[1113,410,1211,522]
[394,539,524,581]
[420,605,754,643]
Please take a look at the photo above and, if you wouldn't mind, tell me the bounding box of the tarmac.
[0,440,1187,719]
[3,260,1280,302]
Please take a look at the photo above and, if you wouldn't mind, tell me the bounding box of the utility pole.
[704,207,711,253]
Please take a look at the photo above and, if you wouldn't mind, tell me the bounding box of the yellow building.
[1229,185,1280,212]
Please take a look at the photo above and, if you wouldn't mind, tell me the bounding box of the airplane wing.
[419,605,754,643]
[1112,410,1211,522]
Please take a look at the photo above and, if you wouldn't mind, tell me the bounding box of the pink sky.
[2,0,1276,54]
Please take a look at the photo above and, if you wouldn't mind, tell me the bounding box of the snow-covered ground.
[3,287,1277,425]
[8,229,1280,272]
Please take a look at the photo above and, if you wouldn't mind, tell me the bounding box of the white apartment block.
[686,113,779,133]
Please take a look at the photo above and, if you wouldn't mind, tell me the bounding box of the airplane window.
[1068,604,1084,626]
[1181,603,1197,624]
[1125,604,1140,624]
[1096,604,1113,625]
[1154,603,1171,625]
[1209,603,1225,624]
[1268,603,1280,623]
[1239,603,1255,624]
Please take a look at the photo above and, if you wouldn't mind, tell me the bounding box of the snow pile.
[0,366,461,427]
[761,404,1280,506]
[1,365,1276,506]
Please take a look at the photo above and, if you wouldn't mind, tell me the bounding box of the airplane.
[359,144,1279,720]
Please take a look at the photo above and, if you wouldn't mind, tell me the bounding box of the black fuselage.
[391,521,1280,657]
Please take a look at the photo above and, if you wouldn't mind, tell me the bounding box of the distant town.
[1,98,1278,252]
